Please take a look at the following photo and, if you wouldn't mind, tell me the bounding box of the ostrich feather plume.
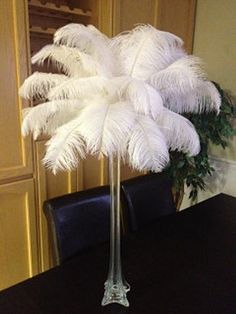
[48,76,112,100]
[22,100,83,139]
[162,80,221,114]
[122,79,163,119]
[111,24,185,79]
[19,23,222,174]
[54,23,109,49]
[76,99,136,157]
[156,108,200,155]
[32,45,110,77]
[128,115,169,172]
[43,119,85,174]
[19,72,68,100]
[148,55,205,95]
[53,23,116,76]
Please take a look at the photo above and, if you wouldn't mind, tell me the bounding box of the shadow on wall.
[181,156,236,209]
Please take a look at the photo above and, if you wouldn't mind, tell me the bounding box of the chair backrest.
[43,185,110,265]
[121,173,176,231]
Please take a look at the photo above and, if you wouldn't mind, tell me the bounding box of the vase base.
[104,279,130,292]
[101,282,130,307]
[123,280,131,292]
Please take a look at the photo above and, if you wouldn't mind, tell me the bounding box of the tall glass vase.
[101,153,130,307]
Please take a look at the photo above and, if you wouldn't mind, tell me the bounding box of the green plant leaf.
[166,82,236,204]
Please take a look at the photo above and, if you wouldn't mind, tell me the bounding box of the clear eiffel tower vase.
[101,153,130,307]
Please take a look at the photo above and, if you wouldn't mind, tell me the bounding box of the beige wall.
[193,0,236,161]
[181,0,236,208]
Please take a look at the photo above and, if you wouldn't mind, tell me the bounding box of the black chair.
[121,173,176,231]
[43,185,111,265]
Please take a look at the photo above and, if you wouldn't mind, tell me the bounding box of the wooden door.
[0,0,39,290]
[0,0,33,182]
[0,179,38,290]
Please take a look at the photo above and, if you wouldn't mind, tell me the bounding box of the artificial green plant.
[166,82,236,208]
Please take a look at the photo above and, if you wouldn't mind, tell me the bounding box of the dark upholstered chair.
[121,173,176,232]
[43,185,110,265]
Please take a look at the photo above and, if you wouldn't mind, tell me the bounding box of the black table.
[1,193,236,314]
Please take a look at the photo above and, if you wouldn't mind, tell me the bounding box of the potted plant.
[167,82,236,209]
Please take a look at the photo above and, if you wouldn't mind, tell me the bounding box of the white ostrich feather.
[76,100,136,157]
[87,25,110,43]
[54,23,95,47]
[128,115,169,172]
[54,24,115,76]
[111,24,185,79]
[163,80,221,114]
[121,79,163,119]
[54,23,109,50]
[43,119,85,174]
[19,72,68,100]
[110,76,132,92]
[22,99,83,139]
[156,108,200,156]
[148,55,206,95]
[48,76,112,101]
[31,45,108,77]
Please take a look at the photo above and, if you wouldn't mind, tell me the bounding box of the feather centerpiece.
[19,23,220,173]
[19,23,222,307]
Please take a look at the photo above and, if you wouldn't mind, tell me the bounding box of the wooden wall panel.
[34,140,78,270]
[155,0,196,53]
[0,0,33,182]
[82,156,108,189]
[97,0,113,37]
[113,0,196,52]
[113,0,157,34]
[0,179,38,290]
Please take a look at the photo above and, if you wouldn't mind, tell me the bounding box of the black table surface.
[1,193,236,314]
